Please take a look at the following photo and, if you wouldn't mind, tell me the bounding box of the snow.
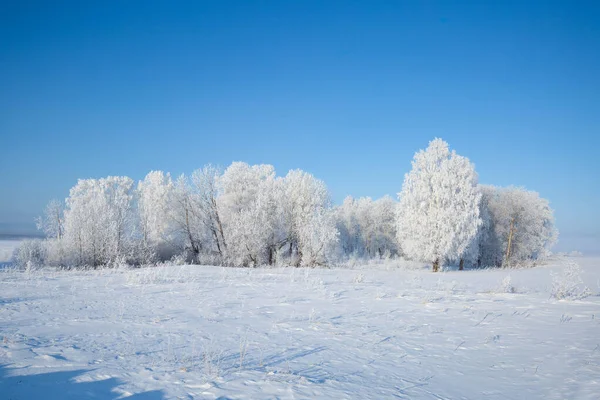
[1,258,599,399]
[0,239,21,264]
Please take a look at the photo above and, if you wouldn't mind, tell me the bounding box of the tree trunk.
[505,217,515,267]
[433,258,440,272]
[296,248,303,267]
[459,258,464,271]
[268,246,274,266]
[78,232,83,265]
[212,198,227,250]
[116,227,121,259]
[185,208,199,255]
[212,229,222,256]
[56,209,63,239]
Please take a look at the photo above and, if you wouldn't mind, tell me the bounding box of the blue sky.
[1,1,599,252]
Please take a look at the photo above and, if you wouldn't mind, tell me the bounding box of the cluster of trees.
[395,139,557,271]
[28,139,557,270]
[335,196,398,258]
[34,163,338,268]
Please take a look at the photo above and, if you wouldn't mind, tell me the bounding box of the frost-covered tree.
[282,169,338,266]
[476,186,505,267]
[137,171,176,260]
[170,174,208,259]
[104,177,137,261]
[36,144,560,270]
[62,180,97,265]
[36,199,64,239]
[335,195,398,259]
[371,196,398,257]
[479,185,557,267]
[218,162,286,266]
[353,197,376,255]
[296,209,339,266]
[35,199,68,267]
[458,195,493,268]
[63,176,136,266]
[191,165,227,257]
[336,196,362,256]
[396,138,482,271]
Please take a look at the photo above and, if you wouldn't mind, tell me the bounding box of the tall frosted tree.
[336,196,361,255]
[170,174,207,259]
[371,196,399,257]
[191,165,227,257]
[137,171,175,260]
[219,162,286,266]
[396,138,482,271]
[36,199,64,240]
[35,199,66,266]
[282,169,338,266]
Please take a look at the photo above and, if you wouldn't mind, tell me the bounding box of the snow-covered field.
[1,258,599,399]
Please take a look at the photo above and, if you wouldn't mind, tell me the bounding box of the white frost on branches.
[25,138,558,269]
[396,138,482,270]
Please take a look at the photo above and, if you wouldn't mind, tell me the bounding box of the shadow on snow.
[0,364,165,399]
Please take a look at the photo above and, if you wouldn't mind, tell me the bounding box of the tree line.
[22,138,557,271]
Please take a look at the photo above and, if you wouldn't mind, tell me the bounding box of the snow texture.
[1,257,599,399]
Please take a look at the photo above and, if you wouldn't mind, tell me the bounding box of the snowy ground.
[1,258,599,399]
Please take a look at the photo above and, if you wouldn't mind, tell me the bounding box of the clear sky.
[1,1,599,252]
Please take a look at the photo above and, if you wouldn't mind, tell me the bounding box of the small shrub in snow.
[170,253,188,266]
[435,278,460,294]
[238,333,249,370]
[201,337,224,378]
[550,261,591,300]
[13,239,47,268]
[353,273,365,284]
[499,275,516,293]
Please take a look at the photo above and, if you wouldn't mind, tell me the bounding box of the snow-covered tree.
[479,185,557,267]
[137,171,176,261]
[296,209,339,266]
[105,177,137,261]
[282,169,338,266]
[459,195,493,268]
[190,165,227,257]
[63,176,136,266]
[218,162,286,266]
[336,196,362,256]
[35,199,68,267]
[371,196,398,257]
[37,148,557,270]
[396,138,482,271]
[36,199,64,240]
[169,174,207,260]
[335,195,398,259]
[353,197,375,255]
